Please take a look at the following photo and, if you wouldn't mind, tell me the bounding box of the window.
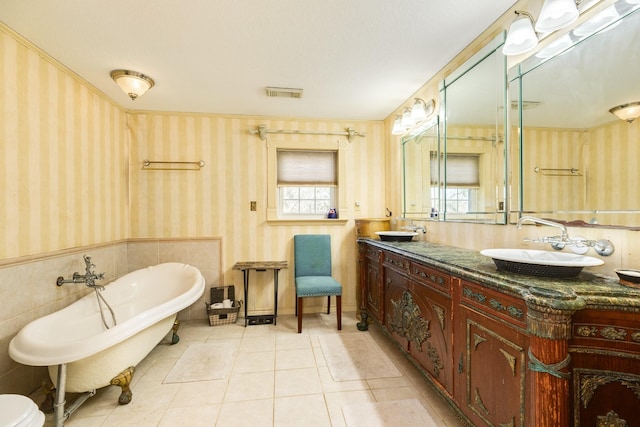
[431,152,480,214]
[277,150,337,218]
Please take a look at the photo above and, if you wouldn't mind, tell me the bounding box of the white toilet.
[0,394,45,427]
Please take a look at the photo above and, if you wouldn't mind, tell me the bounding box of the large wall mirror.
[402,119,440,219]
[439,32,508,224]
[511,0,640,228]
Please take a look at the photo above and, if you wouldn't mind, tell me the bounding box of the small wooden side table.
[233,261,287,326]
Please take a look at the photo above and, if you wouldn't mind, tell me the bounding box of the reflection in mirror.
[513,0,640,228]
[440,32,508,224]
[402,118,440,219]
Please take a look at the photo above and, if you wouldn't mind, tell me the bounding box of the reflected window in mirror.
[439,32,508,224]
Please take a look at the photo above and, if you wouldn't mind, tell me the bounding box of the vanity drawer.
[383,251,410,273]
[410,262,451,294]
[459,280,526,328]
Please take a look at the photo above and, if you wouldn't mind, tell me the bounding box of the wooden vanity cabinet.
[381,250,455,396]
[358,240,640,427]
[455,278,529,426]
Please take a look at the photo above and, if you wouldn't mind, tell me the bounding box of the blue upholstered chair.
[294,234,342,333]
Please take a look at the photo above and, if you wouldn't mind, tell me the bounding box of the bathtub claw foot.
[171,319,181,345]
[39,378,55,414]
[110,366,135,405]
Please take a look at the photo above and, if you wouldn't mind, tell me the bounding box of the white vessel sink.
[480,248,603,278]
[375,231,419,242]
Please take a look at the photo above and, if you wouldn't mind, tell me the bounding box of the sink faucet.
[403,224,427,233]
[516,216,569,242]
[57,255,105,289]
[516,216,615,256]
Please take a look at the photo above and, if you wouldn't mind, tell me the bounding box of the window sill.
[267,219,348,226]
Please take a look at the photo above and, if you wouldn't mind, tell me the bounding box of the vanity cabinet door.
[570,309,640,426]
[383,266,410,351]
[455,304,527,427]
[406,278,454,396]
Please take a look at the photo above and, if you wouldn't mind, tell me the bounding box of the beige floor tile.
[371,385,425,402]
[275,367,322,397]
[238,335,276,353]
[41,315,466,427]
[216,398,274,427]
[233,350,276,374]
[274,394,331,427]
[170,379,229,407]
[275,331,312,350]
[323,390,376,427]
[158,404,220,427]
[224,371,274,402]
[317,366,369,393]
[275,348,316,370]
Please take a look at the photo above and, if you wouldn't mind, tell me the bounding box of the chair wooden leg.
[336,295,342,330]
[297,297,303,333]
[295,293,298,316]
[327,296,331,314]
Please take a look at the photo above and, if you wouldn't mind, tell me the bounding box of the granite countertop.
[360,239,640,312]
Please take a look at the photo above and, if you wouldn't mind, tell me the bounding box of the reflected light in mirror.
[503,11,538,55]
[535,0,579,32]
[573,5,621,37]
[535,33,575,58]
[609,102,640,123]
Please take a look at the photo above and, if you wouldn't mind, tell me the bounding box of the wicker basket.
[206,285,242,326]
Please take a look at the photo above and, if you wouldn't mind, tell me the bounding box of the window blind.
[277,150,337,185]
[431,153,480,187]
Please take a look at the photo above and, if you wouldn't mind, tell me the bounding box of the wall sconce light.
[503,0,584,56]
[110,69,155,100]
[609,102,640,123]
[503,11,538,55]
[391,98,437,136]
[391,115,406,135]
[535,0,579,32]
[410,98,436,123]
[400,107,415,128]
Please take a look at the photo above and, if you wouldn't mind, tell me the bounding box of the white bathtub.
[10,262,205,394]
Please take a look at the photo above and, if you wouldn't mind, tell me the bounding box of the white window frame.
[267,139,347,222]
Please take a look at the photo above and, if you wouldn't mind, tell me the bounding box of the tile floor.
[37,313,467,427]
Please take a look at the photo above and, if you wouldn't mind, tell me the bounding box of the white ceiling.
[0,0,516,121]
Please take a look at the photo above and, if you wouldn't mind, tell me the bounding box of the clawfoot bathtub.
[9,262,205,426]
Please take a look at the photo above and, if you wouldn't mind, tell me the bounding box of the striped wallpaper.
[0,24,128,260]
[127,113,387,312]
[519,120,640,226]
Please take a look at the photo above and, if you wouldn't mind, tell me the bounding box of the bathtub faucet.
[56,255,105,289]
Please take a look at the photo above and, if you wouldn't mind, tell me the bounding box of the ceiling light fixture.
[503,11,539,55]
[609,102,640,123]
[110,70,155,100]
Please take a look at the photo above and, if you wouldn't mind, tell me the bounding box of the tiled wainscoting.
[0,238,222,395]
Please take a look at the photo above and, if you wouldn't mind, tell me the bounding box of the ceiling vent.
[265,87,303,99]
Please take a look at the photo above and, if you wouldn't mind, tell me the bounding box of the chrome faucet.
[516,216,569,246]
[516,216,614,256]
[57,255,105,289]
[403,224,427,233]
